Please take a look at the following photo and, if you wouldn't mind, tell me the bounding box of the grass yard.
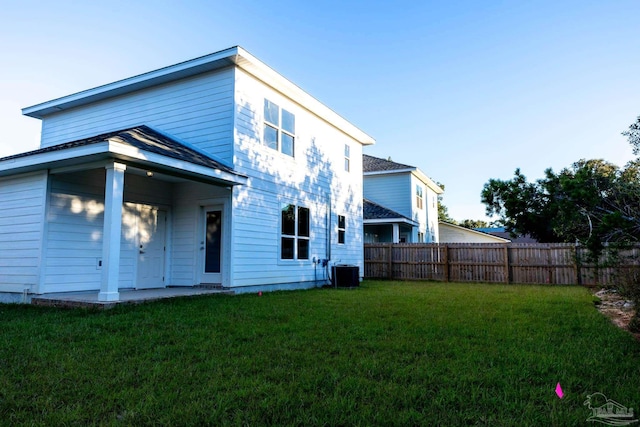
[1,281,640,426]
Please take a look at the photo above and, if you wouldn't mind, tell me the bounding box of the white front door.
[136,208,167,289]
[200,206,223,285]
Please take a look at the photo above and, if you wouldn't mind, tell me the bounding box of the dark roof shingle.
[0,125,233,173]
[363,154,414,172]
[363,198,412,221]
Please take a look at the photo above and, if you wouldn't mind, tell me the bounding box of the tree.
[481,168,559,242]
[481,159,640,252]
[622,115,640,155]
[458,219,490,229]
[436,182,456,223]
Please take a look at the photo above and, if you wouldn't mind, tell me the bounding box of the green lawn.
[1,281,639,426]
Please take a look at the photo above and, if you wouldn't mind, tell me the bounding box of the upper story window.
[416,185,424,210]
[344,144,350,172]
[264,99,295,157]
[281,204,310,260]
[338,215,346,244]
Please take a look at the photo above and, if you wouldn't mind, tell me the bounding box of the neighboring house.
[439,222,511,243]
[363,154,443,243]
[0,46,374,302]
[474,227,538,243]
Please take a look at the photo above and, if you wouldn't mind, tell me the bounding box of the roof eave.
[22,46,241,119]
[0,141,247,186]
[364,218,419,227]
[438,221,510,242]
[22,46,375,146]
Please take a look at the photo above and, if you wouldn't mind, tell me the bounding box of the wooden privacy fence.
[363,243,640,286]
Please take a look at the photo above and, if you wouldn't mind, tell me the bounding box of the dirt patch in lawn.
[593,288,639,340]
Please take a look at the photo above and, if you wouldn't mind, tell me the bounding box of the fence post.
[546,246,552,284]
[574,241,582,286]
[444,244,450,282]
[503,245,510,284]
[387,243,393,279]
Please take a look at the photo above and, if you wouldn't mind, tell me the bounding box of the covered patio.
[30,286,234,309]
[0,126,247,303]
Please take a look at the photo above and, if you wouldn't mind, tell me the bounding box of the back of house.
[0,46,374,302]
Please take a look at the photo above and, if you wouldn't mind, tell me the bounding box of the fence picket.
[363,243,640,286]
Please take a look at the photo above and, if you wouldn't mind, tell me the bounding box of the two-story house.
[0,46,374,302]
[363,155,442,243]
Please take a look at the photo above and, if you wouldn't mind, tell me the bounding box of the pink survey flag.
[555,382,564,399]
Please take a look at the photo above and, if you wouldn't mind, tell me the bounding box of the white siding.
[42,170,174,293]
[170,181,231,286]
[230,68,364,287]
[39,68,235,165]
[363,173,411,217]
[0,172,47,293]
[425,187,440,243]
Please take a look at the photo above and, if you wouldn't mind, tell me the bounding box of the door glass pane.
[205,211,222,273]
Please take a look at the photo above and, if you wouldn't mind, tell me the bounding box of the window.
[344,144,350,172]
[416,185,424,209]
[338,215,346,244]
[264,99,295,156]
[418,232,425,243]
[281,204,310,259]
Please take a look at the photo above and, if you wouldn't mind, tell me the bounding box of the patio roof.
[0,125,247,186]
[363,199,418,226]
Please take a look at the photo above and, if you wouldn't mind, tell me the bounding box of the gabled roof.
[439,221,511,243]
[1,125,232,172]
[0,125,247,185]
[22,46,375,146]
[363,154,413,172]
[363,199,418,226]
[474,228,538,243]
[363,154,444,194]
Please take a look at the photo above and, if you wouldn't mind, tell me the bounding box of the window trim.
[264,99,295,157]
[337,214,346,245]
[416,184,424,210]
[280,202,310,261]
[344,144,350,172]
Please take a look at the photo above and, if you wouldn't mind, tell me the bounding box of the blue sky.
[1,1,639,221]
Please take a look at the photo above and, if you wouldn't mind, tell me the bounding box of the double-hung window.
[281,204,310,260]
[416,185,424,210]
[264,99,295,157]
[338,215,346,244]
[344,144,350,172]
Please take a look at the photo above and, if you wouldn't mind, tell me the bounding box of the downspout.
[327,194,332,262]
[326,194,332,284]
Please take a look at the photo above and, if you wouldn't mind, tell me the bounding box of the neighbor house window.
[344,144,350,172]
[281,204,310,259]
[418,232,425,243]
[338,215,346,244]
[264,99,295,157]
[416,185,424,209]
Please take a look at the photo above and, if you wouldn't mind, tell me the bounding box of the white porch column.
[392,223,400,243]
[99,162,126,302]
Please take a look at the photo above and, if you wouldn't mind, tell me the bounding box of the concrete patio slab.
[30,287,234,309]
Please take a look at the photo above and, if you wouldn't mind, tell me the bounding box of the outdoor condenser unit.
[331,265,360,288]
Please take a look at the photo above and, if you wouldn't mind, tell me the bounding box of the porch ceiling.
[0,126,247,186]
